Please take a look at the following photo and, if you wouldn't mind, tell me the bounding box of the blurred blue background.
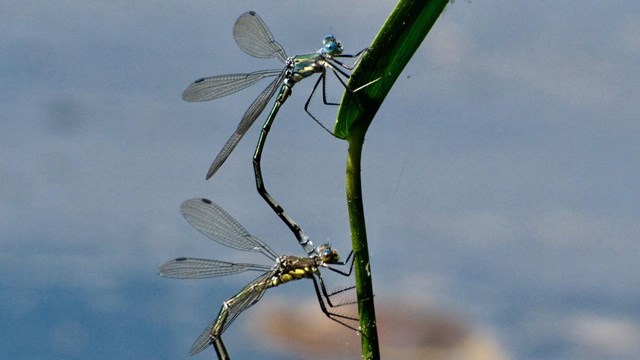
[2,1,639,359]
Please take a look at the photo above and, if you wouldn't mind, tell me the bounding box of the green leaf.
[334,0,451,140]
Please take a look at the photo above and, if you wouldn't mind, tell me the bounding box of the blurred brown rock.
[248,298,509,360]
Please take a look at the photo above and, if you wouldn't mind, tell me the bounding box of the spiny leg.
[321,69,340,106]
[302,66,361,136]
[325,284,357,299]
[326,250,355,276]
[310,273,361,333]
[325,62,382,93]
[303,72,340,136]
[331,47,371,70]
[314,252,373,338]
[322,251,375,312]
[316,270,357,309]
[317,252,356,308]
[303,61,381,137]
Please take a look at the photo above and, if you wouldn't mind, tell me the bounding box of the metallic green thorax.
[289,53,327,82]
[272,52,332,105]
[259,53,329,133]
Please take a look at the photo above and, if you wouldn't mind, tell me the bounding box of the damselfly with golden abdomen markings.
[158,198,358,357]
[182,11,377,257]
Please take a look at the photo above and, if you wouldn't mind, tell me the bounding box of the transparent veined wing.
[205,71,286,179]
[182,70,282,102]
[233,11,287,63]
[158,257,272,279]
[189,271,272,355]
[180,198,279,260]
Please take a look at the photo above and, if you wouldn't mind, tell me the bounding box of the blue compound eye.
[324,42,338,53]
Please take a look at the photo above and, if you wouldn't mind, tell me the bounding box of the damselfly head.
[317,243,340,263]
[322,34,343,55]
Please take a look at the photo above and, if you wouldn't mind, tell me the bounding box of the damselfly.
[158,198,358,357]
[183,11,374,254]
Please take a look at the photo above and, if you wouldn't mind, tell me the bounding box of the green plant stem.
[339,1,450,359]
[345,129,378,360]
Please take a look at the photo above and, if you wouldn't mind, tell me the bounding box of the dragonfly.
[158,198,358,357]
[183,11,375,256]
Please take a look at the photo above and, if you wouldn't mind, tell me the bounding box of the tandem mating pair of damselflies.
[158,198,358,358]
[182,11,376,252]
[163,11,376,358]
